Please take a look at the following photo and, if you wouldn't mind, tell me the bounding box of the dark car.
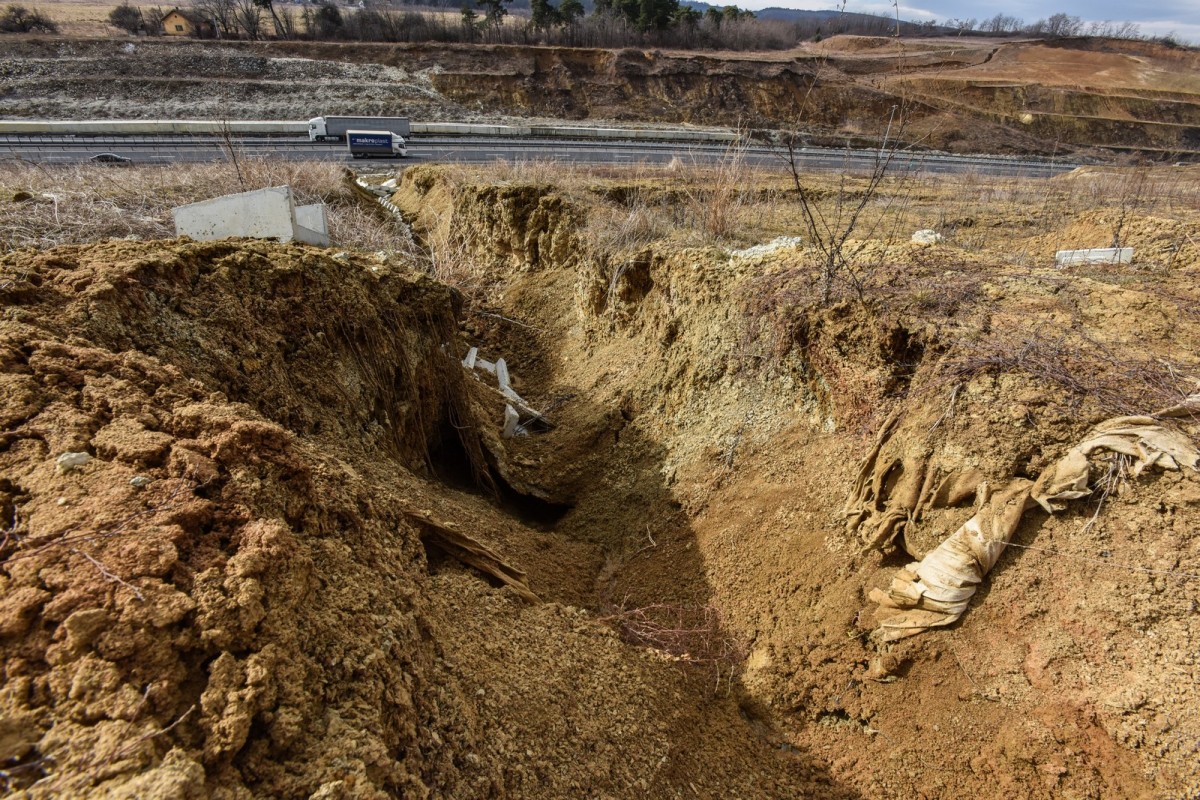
[89,153,133,164]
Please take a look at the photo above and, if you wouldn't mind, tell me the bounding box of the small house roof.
[162,7,212,26]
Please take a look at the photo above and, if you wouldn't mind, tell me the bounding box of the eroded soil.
[1,161,1200,798]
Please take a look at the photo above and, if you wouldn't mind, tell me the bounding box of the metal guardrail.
[0,123,1079,177]
[0,119,740,144]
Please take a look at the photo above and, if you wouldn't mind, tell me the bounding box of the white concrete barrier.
[1055,247,1133,266]
[0,119,308,135]
[172,186,329,246]
[294,203,329,238]
[0,119,740,144]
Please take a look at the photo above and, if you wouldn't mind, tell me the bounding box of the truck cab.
[307,117,327,141]
[346,130,408,159]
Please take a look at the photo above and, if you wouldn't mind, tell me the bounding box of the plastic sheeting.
[864,409,1200,642]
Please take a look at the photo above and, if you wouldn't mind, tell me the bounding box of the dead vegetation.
[599,601,747,693]
[0,159,408,253]
[941,326,1195,417]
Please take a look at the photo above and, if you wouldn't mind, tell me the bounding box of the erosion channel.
[2,161,1199,799]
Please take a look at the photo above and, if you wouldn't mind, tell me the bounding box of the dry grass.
[435,151,780,251]
[26,1,151,36]
[5,155,1193,272]
[0,158,410,253]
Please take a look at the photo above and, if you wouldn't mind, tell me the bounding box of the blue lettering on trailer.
[350,134,391,147]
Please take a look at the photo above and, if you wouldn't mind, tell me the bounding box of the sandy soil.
[1,159,1199,797]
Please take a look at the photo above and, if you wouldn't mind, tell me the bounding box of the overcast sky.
[741,0,1200,42]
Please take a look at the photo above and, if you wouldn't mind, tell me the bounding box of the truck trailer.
[309,116,410,142]
[346,130,408,159]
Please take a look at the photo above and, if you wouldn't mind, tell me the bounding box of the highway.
[0,133,1078,178]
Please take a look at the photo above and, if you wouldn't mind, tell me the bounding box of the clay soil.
[2,158,1200,798]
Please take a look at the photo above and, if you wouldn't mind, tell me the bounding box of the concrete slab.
[1055,247,1133,266]
[294,203,329,237]
[293,224,330,247]
[172,186,331,246]
[502,404,520,438]
[173,186,294,241]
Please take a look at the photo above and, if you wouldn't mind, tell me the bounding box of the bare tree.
[276,4,299,38]
[777,106,914,304]
[233,0,261,38]
[0,4,59,32]
[1042,12,1082,36]
[192,0,237,37]
[1114,21,1140,38]
[947,17,976,35]
[982,13,1021,33]
[253,0,286,37]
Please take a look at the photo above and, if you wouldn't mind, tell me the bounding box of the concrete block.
[502,404,520,438]
[293,225,330,247]
[911,229,942,245]
[173,186,294,241]
[495,358,511,391]
[294,203,329,236]
[172,186,330,246]
[1055,247,1133,266]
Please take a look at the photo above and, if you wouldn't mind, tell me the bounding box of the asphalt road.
[0,133,1077,178]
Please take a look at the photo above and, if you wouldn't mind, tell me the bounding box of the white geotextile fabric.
[869,414,1200,642]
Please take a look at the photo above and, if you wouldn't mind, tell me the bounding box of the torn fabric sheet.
[867,417,1200,642]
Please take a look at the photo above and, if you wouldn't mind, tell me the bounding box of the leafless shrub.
[942,327,1194,416]
[776,107,931,305]
[0,3,57,32]
[600,600,747,693]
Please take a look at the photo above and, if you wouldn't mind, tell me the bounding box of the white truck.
[309,116,410,142]
[346,130,408,159]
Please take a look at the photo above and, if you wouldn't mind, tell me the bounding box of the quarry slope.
[2,35,1197,155]
[1,158,1199,798]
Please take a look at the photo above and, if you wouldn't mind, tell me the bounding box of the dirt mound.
[3,159,1200,798]
[0,238,830,797]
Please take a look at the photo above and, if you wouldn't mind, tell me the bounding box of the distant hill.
[750,7,872,22]
[682,2,951,35]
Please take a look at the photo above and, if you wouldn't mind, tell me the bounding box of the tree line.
[943,12,1142,39]
[0,4,59,32]
[97,0,1184,52]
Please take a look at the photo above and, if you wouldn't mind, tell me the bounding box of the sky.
[737,0,1200,42]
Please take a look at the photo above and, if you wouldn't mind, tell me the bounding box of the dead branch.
[406,510,540,603]
[70,548,146,602]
